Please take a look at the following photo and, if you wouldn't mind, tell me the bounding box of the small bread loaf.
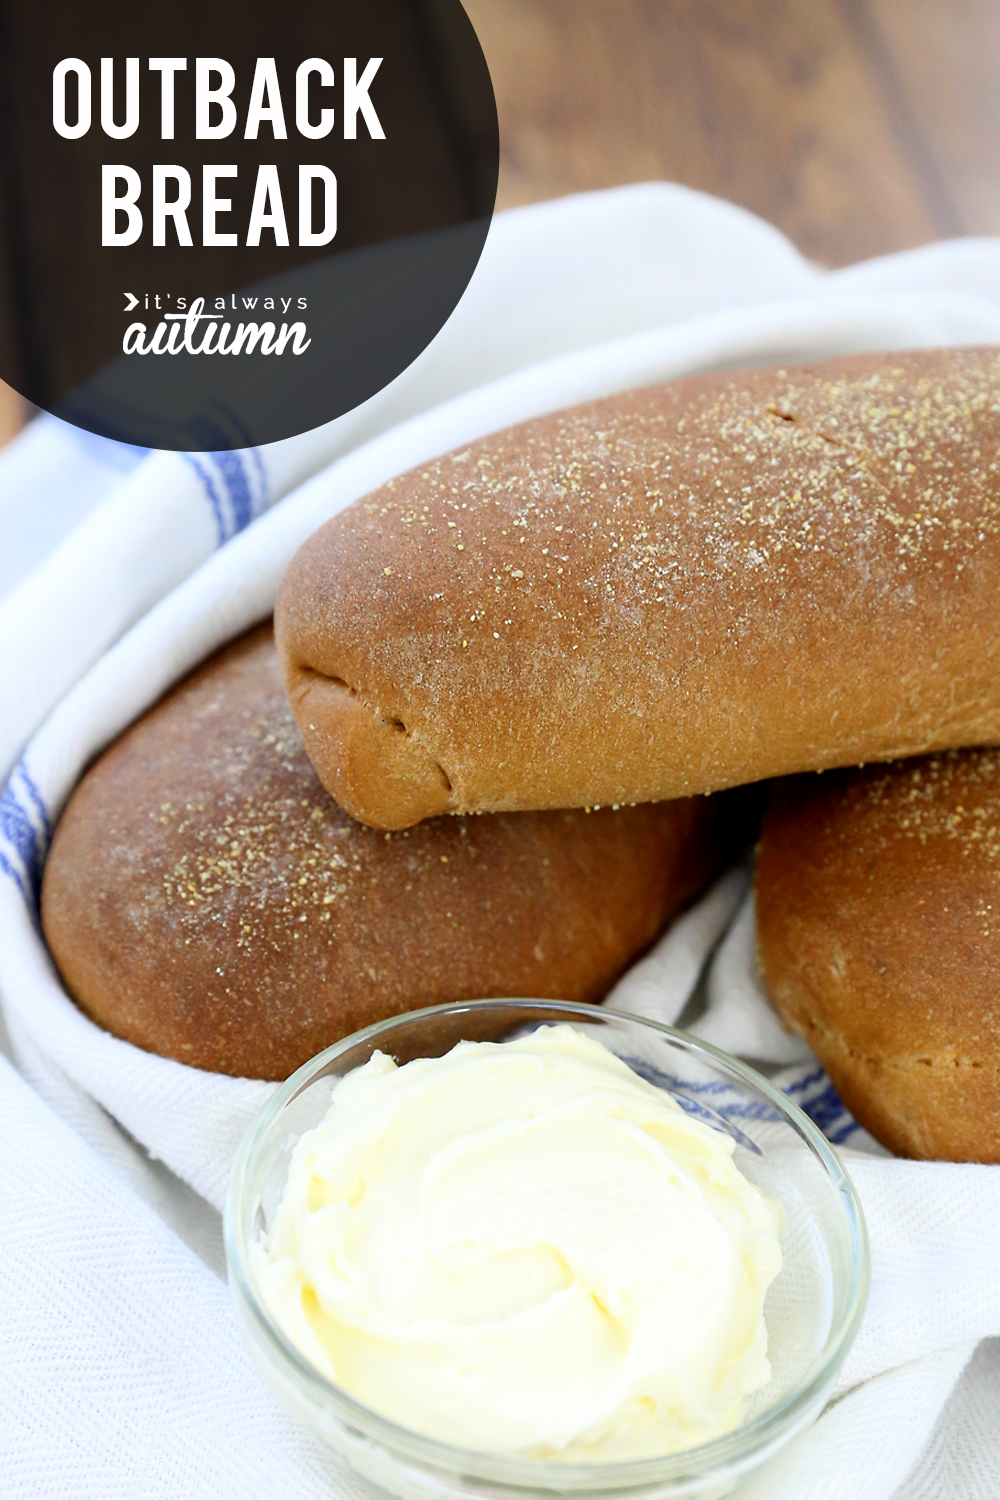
[276,347,1000,829]
[757,752,1000,1161]
[42,624,742,1080]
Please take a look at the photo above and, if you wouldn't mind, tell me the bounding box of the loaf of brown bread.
[41,624,744,1080]
[276,347,1000,830]
[757,751,1000,1162]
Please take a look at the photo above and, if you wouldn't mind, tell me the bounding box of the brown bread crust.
[276,347,1000,829]
[41,624,742,1080]
[756,753,1000,1161]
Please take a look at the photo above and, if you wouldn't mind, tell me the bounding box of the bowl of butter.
[225,1000,868,1500]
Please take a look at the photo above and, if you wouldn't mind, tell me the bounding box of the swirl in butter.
[253,1024,783,1460]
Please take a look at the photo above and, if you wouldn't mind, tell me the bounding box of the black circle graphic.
[0,0,498,450]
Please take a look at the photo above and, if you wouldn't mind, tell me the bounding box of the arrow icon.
[123,292,139,312]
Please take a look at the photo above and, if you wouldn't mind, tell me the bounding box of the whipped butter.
[253,1025,783,1461]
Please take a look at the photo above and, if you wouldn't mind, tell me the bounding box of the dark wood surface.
[465,0,1000,262]
[3,0,998,443]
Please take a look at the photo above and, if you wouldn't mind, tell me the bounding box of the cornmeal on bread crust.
[41,624,743,1079]
[277,347,1000,829]
[757,752,1000,1162]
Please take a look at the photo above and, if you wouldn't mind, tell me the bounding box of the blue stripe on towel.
[182,447,269,546]
[0,845,28,900]
[781,1065,829,1096]
[799,1081,852,1134]
[211,449,254,534]
[781,1069,862,1143]
[0,760,51,909]
[16,763,51,841]
[622,1050,864,1149]
[202,402,270,509]
[0,784,38,890]
[181,452,227,546]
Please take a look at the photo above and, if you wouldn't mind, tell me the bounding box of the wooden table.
[465,0,1000,263]
[3,0,997,444]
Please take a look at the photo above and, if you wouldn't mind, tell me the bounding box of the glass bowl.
[225,1000,868,1500]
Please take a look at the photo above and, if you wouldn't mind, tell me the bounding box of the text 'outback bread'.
[277,347,1000,829]
[41,625,743,1079]
[757,751,1000,1162]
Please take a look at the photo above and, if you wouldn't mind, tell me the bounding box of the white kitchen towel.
[0,414,149,600]
[4,184,1000,1497]
[0,1049,358,1500]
